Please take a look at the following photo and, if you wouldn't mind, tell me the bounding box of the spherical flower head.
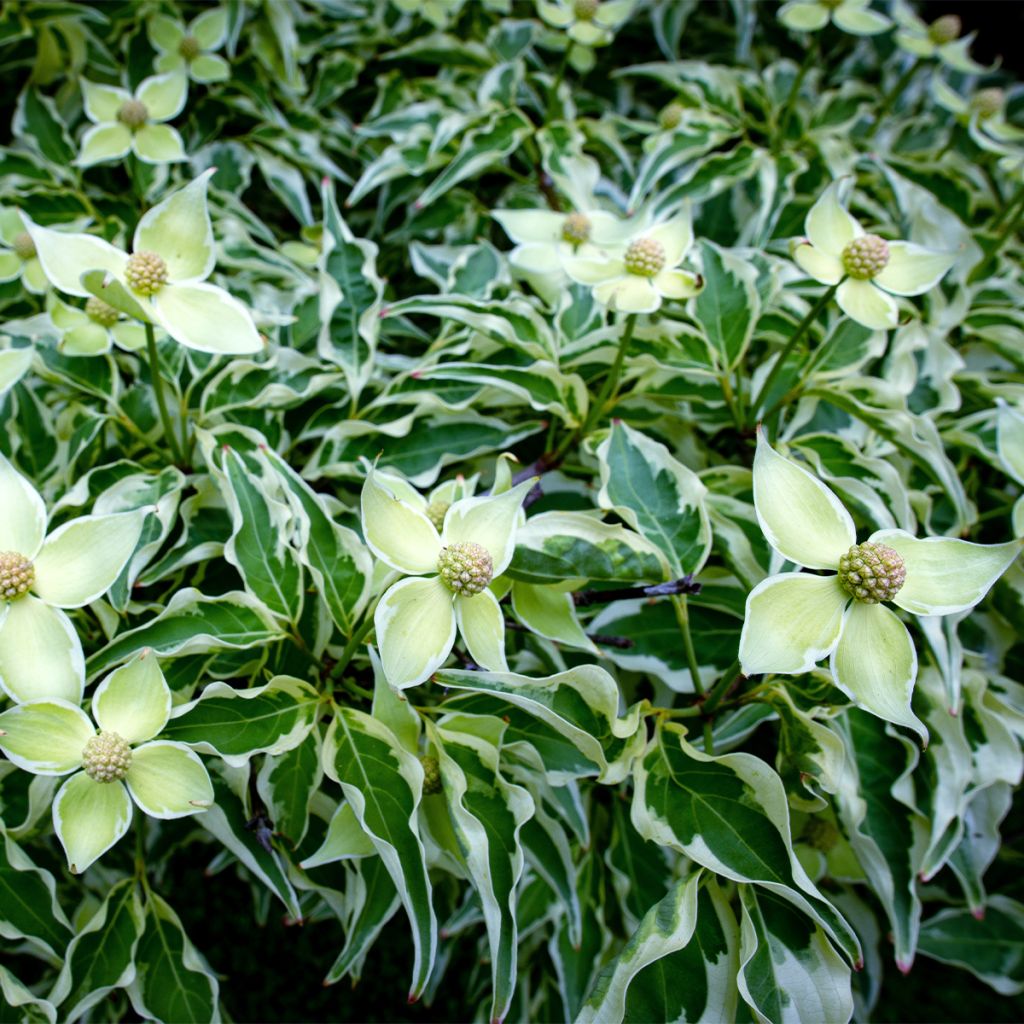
[819,0,844,8]
[928,14,961,43]
[573,0,600,19]
[117,99,149,130]
[178,34,201,61]
[624,237,666,278]
[125,250,169,296]
[12,231,36,261]
[0,551,34,601]
[659,101,684,130]
[425,499,450,533]
[420,755,442,794]
[837,542,906,604]
[972,88,1004,118]
[85,295,119,327]
[561,212,592,247]
[437,541,493,596]
[82,731,133,783]
[841,234,890,280]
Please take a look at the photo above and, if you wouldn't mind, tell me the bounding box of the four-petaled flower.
[564,207,704,313]
[0,452,147,705]
[77,72,188,168]
[778,0,891,36]
[739,431,1020,738]
[0,209,47,294]
[0,652,214,874]
[48,295,146,356]
[793,180,956,330]
[361,465,536,689]
[536,0,636,48]
[26,171,263,356]
[149,8,230,83]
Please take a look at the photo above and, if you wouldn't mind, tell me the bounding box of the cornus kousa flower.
[0,652,213,874]
[536,0,636,48]
[148,8,230,84]
[778,0,891,35]
[76,72,188,168]
[0,209,47,294]
[361,466,536,689]
[793,180,956,330]
[891,6,987,73]
[0,452,147,705]
[564,207,704,314]
[26,171,262,355]
[739,432,1021,738]
[48,295,146,356]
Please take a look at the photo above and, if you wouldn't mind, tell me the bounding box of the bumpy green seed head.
[117,99,149,129]
[819,0,844,9]
[561,212,592,247]
[437,541,493,596]
[12,231,35,261]
[573,0,599,20]
[928,14,961,44]
[837,542,906,604]
[124,250,169,296]
[802,818,840,852]
[841,234,890,280]
[178,34,201,61]
[425,500,450,532]
[972,87,1004,118]
[85,295,119,327]
[659,101,684,131]
[421,755,442,795]
[81,732,132,783]
[623,237,666,278]
[0,551,34,601]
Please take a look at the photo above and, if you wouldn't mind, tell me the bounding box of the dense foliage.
[1,1,1023,1021]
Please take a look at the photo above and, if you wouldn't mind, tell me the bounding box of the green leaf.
[13,86,74,169]
[434,665,646,784]
[256,728,323,848]
[128,892,219,1024]
[693,240,761,369]
[917,896,1024,996]
[632,723,860,964]
[162,675,321,767]
[48,879,145,1022]
[736,885,853,1024]
[221,447,305,624]
[86,589,284,677]
[324,707,437,1000]
[0,829,73,959]
[431,716,534,1024]
[0,963,57,1024]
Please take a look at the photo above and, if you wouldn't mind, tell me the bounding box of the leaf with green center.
[161,675,320,767]
[597,421,712,577]
[127,891,220,1024]
[0,963,58,1023]
[256,729,324,848]
[631,723,860,964]
[48,878,144,1021]
[430,716,533,1024]
[0,829,73,959]
[693,240,761,370]
[434,665,646,784]
[323,707,437,1000]
[0,348,32,398]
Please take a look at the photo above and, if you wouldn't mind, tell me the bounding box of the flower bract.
[778,0,891,36]
[0,209,47,294]
[148,8,230,83]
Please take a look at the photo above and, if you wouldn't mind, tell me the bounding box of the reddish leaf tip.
[407,992,419,1005]
[896,957,913,975]
[972,907,986,921]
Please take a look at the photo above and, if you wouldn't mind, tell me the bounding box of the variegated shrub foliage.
[1,0,1023,1021]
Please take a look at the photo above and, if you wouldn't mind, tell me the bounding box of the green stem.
[702,719,714,756]
[672,594,705,698]
[993,179,1024,230]
[545,50,571,121]
[329,608,377,682]
[873,59,924,133]
[144,321,186,466]
[701,658,742,716]
[750,283,838,420]
[993,195,1024,250]
[775,44,817,151]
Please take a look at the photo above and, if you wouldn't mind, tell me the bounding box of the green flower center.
[437,541,493,596]
[658,101,684,130]
[561,212,592,247]
[420,755,442,795]
[178,34,201,61]
[85,295,119,327]
[425,500,450,532]
[0,551,34,601]
[125,250,169,296]
[819,0,844,9]
[971,88,1004,119]
[624,237,666,278]
[928,14,961,44]
[12,231,35,261]
[573,0,600,20]
[117,99,149,130]
[82,731,132,783]
[837,542,906,604]
[841,234,889,280]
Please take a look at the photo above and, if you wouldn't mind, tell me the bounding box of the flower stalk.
[144,321,186,466]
